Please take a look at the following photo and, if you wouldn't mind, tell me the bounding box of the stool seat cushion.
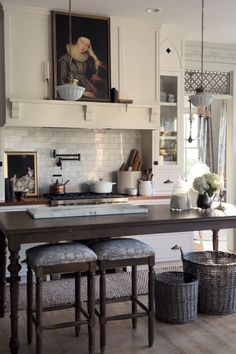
[90,238,155,261]
[26,242,97,267]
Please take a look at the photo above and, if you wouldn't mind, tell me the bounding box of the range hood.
[7,98,159,130]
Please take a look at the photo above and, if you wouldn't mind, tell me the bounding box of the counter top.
[0,197,48,207]
[0,195,170,209]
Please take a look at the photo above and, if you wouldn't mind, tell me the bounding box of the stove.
[44,192,129,207]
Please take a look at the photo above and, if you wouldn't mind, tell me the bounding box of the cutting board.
[27,204,149,219]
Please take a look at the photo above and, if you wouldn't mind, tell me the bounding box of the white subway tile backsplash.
[3,127,141,195]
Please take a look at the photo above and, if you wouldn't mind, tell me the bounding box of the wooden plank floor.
[1,298,236,354]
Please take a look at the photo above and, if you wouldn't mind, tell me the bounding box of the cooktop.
[43,192,128,206]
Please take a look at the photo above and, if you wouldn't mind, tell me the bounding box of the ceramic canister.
[138,180,153,196]
[117,171,141,194]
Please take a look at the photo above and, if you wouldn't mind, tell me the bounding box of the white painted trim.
[3,4,50,16]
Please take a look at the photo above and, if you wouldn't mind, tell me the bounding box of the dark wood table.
[0,203,236,354]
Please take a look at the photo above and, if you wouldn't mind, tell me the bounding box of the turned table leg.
[212,229,219,251]
[0,231,7,317]
[8,246,21,354]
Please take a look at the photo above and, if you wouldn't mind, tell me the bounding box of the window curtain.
[217,99,227,182]
[198,113,214,172]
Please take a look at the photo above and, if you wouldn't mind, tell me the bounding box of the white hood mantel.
[7,98,159,130]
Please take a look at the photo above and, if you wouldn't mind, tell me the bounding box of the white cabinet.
[141,128,183,196]
[159,72,183,168]
[140,57,184,194]
[131,232,193,263]
[146,34,185,195]
[129,200,194,263]
[153,169,182,195]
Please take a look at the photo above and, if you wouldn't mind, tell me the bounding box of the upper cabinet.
[159,73,179,166]
[146,34,185,195]
[2,6,160,129]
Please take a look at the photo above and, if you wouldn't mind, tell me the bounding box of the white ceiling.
[2,0,236,45]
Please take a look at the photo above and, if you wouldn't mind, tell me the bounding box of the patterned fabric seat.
[89,237,155,354]
[26,242,97,268]
[26,242,97,354]
[90,238,155,260]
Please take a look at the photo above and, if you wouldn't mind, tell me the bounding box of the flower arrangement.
[192,173,224,197]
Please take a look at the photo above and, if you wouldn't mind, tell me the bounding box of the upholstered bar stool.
[26,242,97,354]
[90,238,155,354]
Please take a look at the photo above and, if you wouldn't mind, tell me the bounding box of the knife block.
[117,171,141,194]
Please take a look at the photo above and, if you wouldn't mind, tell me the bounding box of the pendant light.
[189,0,213,109]
[57,0,85,101]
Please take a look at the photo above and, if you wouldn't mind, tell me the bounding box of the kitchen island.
[1,203,236,354]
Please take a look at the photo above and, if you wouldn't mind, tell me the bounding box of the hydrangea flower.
[192,173,224,197]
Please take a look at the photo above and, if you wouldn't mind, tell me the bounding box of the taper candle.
[44,62,50,81]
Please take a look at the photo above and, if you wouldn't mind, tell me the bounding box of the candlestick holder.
[215,189,226,211]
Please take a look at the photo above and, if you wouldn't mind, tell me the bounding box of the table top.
[0,203,236,249]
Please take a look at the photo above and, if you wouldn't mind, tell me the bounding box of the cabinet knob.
[171,244,181,250]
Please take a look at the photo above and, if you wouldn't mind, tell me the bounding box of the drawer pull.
[171,244,181,250]
[163,179,174,184]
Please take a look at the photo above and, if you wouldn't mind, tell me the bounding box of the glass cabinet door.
[160,75,178,166]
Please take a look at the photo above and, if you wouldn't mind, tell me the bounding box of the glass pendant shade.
[189,87,214,108]
[57,83,85,101]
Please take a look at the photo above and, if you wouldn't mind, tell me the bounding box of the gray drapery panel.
[217,100,227,182]
[199,115,214,171]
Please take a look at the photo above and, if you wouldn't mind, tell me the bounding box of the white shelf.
[7,98,159,130]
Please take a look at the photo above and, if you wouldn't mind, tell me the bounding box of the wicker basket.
[181,251,236,315]
[155,271,198,324]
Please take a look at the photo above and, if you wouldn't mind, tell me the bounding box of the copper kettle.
[49,175,70,194]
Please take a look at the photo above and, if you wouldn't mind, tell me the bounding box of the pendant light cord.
[201,0,204,86]
[69,0,72,61]
[68,0,74,82]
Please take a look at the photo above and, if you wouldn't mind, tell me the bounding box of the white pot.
[89,180,116,193]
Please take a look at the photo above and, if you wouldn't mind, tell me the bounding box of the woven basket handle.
[180,247,184,261]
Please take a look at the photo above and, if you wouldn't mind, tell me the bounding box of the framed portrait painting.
[52,11,111,102]
[4,152,38,196]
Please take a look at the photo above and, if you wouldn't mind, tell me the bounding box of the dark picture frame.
[52,11,111,102]
[4,151,38,196]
